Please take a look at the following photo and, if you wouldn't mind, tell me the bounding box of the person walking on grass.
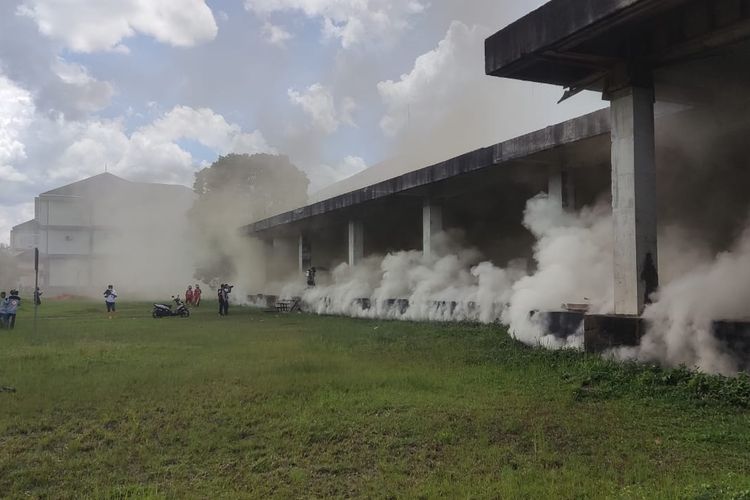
[103,284,117,319]
[0,292,8,329]
[6,290,21,329]
[185,285,194,306]
[218,284,225,316]
[193,284,202,307]
[218,283,232,316]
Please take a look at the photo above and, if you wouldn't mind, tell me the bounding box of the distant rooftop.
[40,172,193,198]
[10,219,38,232]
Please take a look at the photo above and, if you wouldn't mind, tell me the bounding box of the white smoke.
[616,219,750,375]
[265,185,750,375]
[276,194,614,347]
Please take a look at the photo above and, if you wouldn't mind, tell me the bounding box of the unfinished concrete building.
[244,0,750,353]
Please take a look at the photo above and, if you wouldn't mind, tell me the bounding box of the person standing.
[0,292,8,329]
[222,284,232,316]
[185,285,194,306]
[306,267,317,287]
[217,284,226,316]
[103,284,117,319]
[193,284,202,307]
[6,290,21,329]
[34,287,42,306]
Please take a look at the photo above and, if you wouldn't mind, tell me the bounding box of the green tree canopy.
[190,154,309,286]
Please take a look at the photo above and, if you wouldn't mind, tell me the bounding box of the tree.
[190,154,309,285]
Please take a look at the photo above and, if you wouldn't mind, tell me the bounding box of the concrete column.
[298,233,311,274]
[610,86,658,316]
[348,220,364,267]
[548,165,575,210]
[422,200,442,259]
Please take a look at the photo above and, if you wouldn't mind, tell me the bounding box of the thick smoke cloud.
[276,195,613,348]
[623,224,750,374]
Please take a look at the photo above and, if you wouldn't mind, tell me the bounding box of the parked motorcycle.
[152,296,190,318]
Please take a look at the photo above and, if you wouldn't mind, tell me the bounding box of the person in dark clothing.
[217,284,225,316]
[306,267,317,287]
[219,284,233,316]
[641,252,659,307]
[218,284,232,316]
[34,287,42,306]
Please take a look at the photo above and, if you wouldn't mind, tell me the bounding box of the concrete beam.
[610,86,659,315]
[422,200,443,259]
[348,220,364,267]
[245,110,610,236]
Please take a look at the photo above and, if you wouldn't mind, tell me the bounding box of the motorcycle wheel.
[152,311,159,318]
[180,309,190,318]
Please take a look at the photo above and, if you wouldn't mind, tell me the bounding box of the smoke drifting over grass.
[270,184,750,373]
[277,195,613,347]
[619,222,750,375]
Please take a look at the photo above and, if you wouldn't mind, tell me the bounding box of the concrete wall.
[47,257,91,288]
[10,228,37,251]
[45,228,92,255]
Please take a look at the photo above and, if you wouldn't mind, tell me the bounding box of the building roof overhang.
[485,0,750,97]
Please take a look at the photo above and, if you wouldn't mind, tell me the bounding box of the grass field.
[1,299,750,499]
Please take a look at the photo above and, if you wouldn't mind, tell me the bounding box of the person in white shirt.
[103,284,118,319]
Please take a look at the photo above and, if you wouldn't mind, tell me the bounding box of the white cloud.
[41,106,276,184]
[308,155,367,191]
[378,21,482,137]
[0,74,275,242]
[288,83,356,134]
[0,201,34,247]
[0,74,34,182]
[136,106,274,157]
[376,21,605,165]
[244,0,426,48]
[17,0,218,52]
[261,22,293,47]
[51,57,115,113]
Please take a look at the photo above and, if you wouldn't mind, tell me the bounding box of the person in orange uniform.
[193,284,202,307]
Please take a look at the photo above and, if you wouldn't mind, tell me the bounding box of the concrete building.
[10,173,195,294]
[244,0,750,349]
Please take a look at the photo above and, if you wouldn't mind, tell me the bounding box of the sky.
[0,0,606,244]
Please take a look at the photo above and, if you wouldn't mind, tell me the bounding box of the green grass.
[1,300,750,499]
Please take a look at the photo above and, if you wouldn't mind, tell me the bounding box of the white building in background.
[10,173,195,295]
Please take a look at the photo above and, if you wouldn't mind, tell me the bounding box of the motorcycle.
[152,296,190,318]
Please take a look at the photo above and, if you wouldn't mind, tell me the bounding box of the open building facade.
[244,0,750,354]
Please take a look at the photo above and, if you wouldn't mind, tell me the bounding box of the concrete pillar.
[422,200,442,259]
[348,220,364,267]
[548,165,575,210]
[298,233,311,274]
[610,86,658,316]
